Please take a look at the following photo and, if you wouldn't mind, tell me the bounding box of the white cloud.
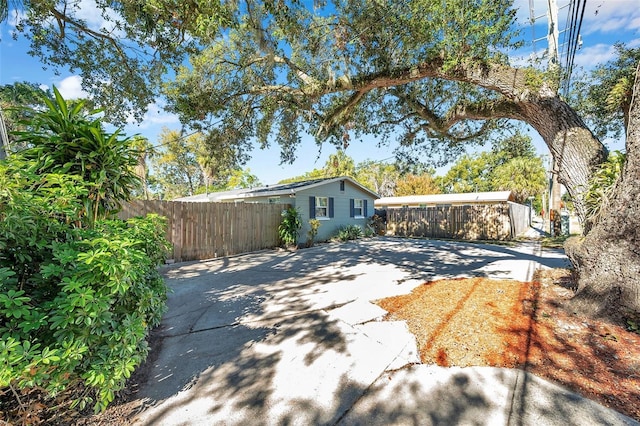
[73,0,125,38]
[582,0,640,34]
[56,76,90,99]
[588,17,631,34]
[124,99,180,131]
[140,101,180,127]
[571,43,616,68]
[7,8,27,27]
[627,37,640,48]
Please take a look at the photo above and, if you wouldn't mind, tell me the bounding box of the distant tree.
[152,129,205,199]
[129,135,155,200]
[438,153,493,193]
[355,160,399,197]
[278,168,325,184]
[571,44,640,141]
[438,131,543,198]
[0,82,53,156]
[197,128,250,188]
[278,150,355,184]
[324,150,356,177]
[207,168,261,191]
[490,130,537,163]
[490,156,546,203]
[395,173,441,196]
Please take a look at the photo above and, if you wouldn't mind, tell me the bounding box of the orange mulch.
[376,273,640,421]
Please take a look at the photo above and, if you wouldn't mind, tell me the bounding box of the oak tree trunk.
[438,62,608,222]
[565,63,640,317]
[515,97,607,223]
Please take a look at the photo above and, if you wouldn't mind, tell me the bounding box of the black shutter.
[349,199,355,217]
[363,200,368,217]
[329,197,334,218]
[309,196,316,219]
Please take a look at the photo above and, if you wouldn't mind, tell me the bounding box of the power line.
[530,0,586,96]
[562,0,586,97]
[561,0,578,69]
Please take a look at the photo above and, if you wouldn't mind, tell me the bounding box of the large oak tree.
[565,63,640,317]
[4,0,637,315]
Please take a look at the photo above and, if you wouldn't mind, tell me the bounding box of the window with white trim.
[353,199,364,217]
[316,196,329,218]
[268,197,280,204]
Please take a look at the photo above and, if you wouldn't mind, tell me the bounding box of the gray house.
[175,176,379,244]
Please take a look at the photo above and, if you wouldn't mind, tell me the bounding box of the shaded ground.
[2,236,636,424]
[376,271,640,421]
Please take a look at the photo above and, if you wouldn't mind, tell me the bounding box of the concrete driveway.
[131,237,636,426]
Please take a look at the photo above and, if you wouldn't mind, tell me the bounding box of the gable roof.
[375,191,514,206]
[174,176,379,202]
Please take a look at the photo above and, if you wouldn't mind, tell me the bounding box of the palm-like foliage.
[490,156,547,204]
[583,151,626,226]
[14,87,141,225]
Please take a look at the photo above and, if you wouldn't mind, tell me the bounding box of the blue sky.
[1,0,639,184]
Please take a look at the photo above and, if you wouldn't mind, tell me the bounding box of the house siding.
[296,179,374,243]
[180,177,378,245]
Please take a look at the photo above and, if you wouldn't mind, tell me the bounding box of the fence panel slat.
[386,204,521,240]
[117,201,289,262]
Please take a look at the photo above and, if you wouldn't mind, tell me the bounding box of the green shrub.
[0,160,170,413]
[306,218,321,247]
[583,150,626,226]
[278,207,302,247]
[0,88,169,415]
[363,224,375,238]
[13,86,142,226]
[336,224,363,241]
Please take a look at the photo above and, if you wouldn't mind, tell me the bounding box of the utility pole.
[547,0,560,67]
[547,0,563,234]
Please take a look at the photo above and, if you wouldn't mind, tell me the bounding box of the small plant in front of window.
[307,218,321,247]
[279,207,302,247]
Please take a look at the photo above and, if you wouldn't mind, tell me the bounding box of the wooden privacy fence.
[386,203,529,240]
[118,200,290,262]
[507,201,532,238]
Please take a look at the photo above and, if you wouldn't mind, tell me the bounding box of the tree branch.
[398,90,524,131]
[295,59,541,139]
[316,88,366,138]
[49,8,136,76]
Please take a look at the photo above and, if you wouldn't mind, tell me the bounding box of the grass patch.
[541,235,569,248]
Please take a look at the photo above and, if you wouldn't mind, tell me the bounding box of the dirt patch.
[376,271,640,421]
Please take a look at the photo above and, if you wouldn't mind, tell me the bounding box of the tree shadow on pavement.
[126,236,598,425]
